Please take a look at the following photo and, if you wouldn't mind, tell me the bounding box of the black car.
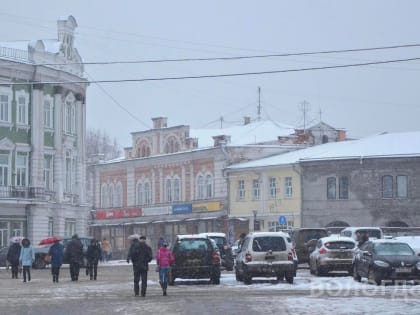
[170,234,221,285]
[353,240,420,285]
[0,245,50,269]
[200,233,234,271]
[289,228,328,263]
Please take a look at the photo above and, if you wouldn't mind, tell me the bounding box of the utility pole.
[257,86,261,121]
[220,116,224,128]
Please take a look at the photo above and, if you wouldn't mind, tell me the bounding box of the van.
[289,228,328,263]
[339,227,383,243]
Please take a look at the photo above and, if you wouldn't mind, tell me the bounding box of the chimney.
[152,117,168,129]
[243,116,251,125]
[212,135,231,147]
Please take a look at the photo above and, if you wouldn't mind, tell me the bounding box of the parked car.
[199,232,234,271]
[0,245,50,269]
[309,236,356,276]
[340,227,383,243]
[231,240,240,258]
[393,236,420,256]
[169,234,221,285]
[235,232,295,284]
[289,228,328,263]
[353,239,420,285]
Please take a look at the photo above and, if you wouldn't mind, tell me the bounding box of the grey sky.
[1,1,420,147]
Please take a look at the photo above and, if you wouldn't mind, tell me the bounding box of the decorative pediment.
[0,137,15,151]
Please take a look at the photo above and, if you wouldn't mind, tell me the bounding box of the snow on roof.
[227,131,420,170]
[190,120,295,148]
[320,236,356,243]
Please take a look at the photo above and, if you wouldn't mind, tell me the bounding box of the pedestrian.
[19,238,34,283]
[7,239,21,279]
[48,239,64,283]
[65,234,84,281]
[101,238,111,262]
[156,240,174,296]
[238,233,247,250]
[358,232,369,248]
[157,237,165,249]
[126,235,153,297]
[86,239,101,280]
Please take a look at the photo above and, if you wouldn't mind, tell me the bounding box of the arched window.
[115,182,123,207]
[144,182,151,205]
[164,136,180,154]
[173,178,180,201]
[197,175,204,199]
[109,184,114,207]
[166,179,172,202]
[206,175,213,198]
[137,183,143,205]
[101,184,108,208]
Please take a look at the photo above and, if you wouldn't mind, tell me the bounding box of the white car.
[394,236,420,256]
[235,232,295,284]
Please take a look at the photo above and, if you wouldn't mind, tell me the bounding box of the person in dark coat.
[48,239,64,283]
[65,234,84,281]
[127,236,153,297]
[86,239,101,280]
[7,240,21,279]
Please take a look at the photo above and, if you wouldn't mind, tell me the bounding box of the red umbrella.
[38,236,63,245]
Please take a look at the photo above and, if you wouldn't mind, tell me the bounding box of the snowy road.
[1,262,420,314]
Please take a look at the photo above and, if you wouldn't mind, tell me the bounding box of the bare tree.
[86,128,122,161]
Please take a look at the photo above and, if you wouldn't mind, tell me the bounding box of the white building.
[0,16,89,245]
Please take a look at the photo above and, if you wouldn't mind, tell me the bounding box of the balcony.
[0,186,53,201]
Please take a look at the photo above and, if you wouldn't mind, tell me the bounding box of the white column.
[53,86,64,202]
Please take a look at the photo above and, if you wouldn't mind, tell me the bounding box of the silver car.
[309,236,356,276]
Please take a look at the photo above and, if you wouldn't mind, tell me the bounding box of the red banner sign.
[95,208,142,219]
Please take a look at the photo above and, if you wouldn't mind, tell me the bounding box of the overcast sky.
[1,1,420,148]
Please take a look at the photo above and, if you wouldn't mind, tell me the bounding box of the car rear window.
[176,239,209,251]
[252,237,286,252]
[356,229,382,239]
[325,241,355,250]
[297,230,328,242]
[209,237,226,246]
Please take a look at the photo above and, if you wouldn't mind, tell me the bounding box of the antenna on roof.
[257,86,261,121]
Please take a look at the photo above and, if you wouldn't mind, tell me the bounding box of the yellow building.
[226,159,302,232]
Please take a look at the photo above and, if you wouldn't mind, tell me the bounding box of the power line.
[2,56,420,86]
[19,43,420,67]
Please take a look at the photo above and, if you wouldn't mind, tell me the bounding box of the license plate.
[396,267,411,273]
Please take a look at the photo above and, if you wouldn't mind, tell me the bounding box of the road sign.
[279,216,287,225]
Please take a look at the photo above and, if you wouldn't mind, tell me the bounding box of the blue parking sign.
[278,216,287,225]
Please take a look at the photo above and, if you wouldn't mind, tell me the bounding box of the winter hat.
[162,241,168,247]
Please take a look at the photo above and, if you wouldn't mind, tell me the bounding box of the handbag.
[44,254,51,263]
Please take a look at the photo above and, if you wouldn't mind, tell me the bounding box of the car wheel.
[243,274,252,285]
[235,269,243,282]
[315,263,324,277]
[33,257,46,269]
[353,265,361,282]
[211,275,220,285]
[368,268,381,286]
[285,271,294,284]
[276,273,284,281]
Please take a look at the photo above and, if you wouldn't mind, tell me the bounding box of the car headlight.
[374,260,390,268]
[416,262,420,270]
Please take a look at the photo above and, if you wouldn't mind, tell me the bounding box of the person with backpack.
[156,240,174,296]
[86,239,101,280]
[7,239,21,279]
[127,235,152,297]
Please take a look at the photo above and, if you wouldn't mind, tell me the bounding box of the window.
[115,183,122,207]
[0,153,9,186]
[252,179,260,200]
[17,95,27,124]
[382,175,393,198]
[338,176,349,199]
[138,181,152,205]
[144,182,151,204]
[197,175,204,199]
[43,155,53,190]
[173,178,180,201]
[137,183,143,205]
[65,152,71,192]
[238,179,245,200]
[0,94,9,122]
[48,217,54,237]
[206,175,212,198]
[65,101,72,133]
[64,219,76,237]
[64,95,76,134]
[15,153,27,186]
[44,99,53,129]
[166,179,172,202]
[396,175,408,198]
[164,137,179,153]
[101,185,108,208]
[109,185,114,207]
[284,177,293,198]
[327,177,336,200]
[269,177,277,199]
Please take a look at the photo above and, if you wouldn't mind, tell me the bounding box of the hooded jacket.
[156,246,174,268]
[7,242,21,264]
[19,238,35,267]
[49,241,64,267]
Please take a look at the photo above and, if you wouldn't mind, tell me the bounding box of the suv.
[235,232,296,284]
[289,228,328,263]
[170,234,221,285]
[199,232,234,271]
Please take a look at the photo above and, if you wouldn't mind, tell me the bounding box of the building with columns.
[0,16,89,246]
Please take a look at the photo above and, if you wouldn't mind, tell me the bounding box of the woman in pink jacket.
[156,241,174,296]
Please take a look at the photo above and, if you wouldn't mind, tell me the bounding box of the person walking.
[101,238,111,262]
[65,234,84,281]
[19,238,34,283]
[86,239,101,280]
[48,239,64,283]
[127,235,153,297]
[156,240,174,296]
[7,239,21,279]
